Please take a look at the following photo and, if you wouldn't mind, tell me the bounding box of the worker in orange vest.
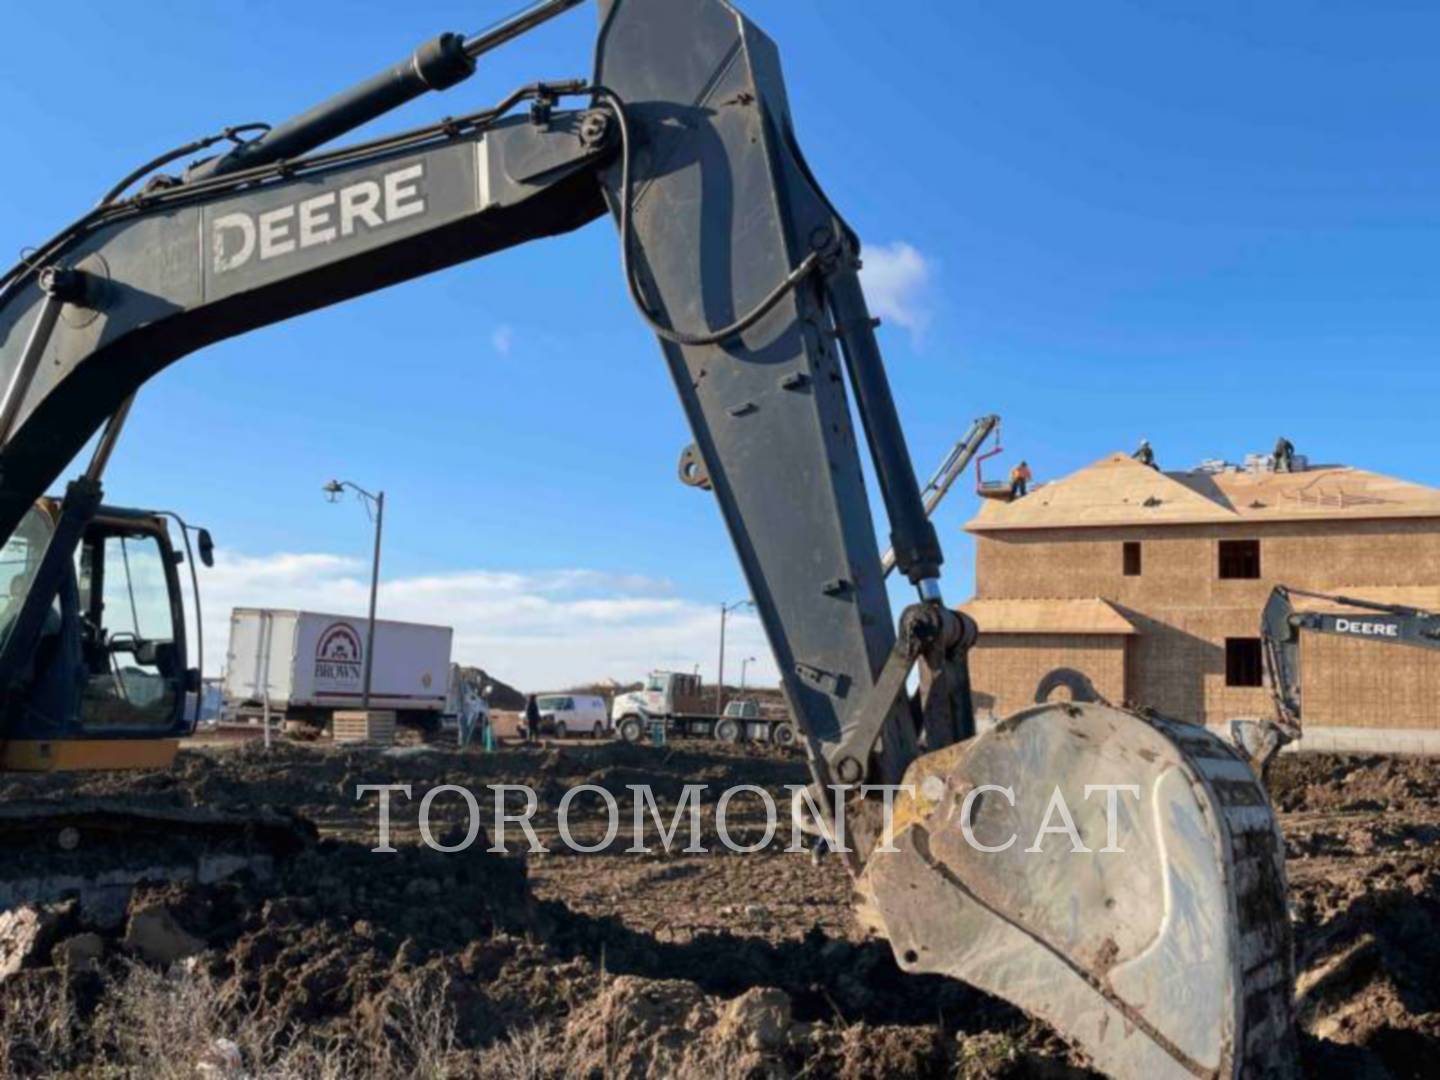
[1009,460,1032,498]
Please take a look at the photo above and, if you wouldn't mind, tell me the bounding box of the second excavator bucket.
[856,703,1297,1079]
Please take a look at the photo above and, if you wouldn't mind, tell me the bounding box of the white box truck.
[223,608,453,730]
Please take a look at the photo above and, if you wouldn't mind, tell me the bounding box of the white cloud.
[190,549,777,693]
[859,241,934,339]
[490,324,515,356]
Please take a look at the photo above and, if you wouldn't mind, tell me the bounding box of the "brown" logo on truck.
[315,622,364,683]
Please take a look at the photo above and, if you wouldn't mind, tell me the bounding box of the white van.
[531,693,609,738]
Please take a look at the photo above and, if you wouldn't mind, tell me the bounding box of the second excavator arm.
[1262,584,1440,735]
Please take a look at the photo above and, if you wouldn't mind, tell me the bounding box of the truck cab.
[611,670,705,727]
[440,664,492,744]
[0,499,204,770]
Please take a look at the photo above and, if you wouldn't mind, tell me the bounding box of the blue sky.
[3,1,1438,687]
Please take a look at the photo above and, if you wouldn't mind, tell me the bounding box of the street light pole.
[740,656,756,695]
[716,599,753,716]
[324,480,385,711]
[362,490,384,709]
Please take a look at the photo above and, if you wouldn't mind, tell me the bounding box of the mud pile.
[1,741,1437,1077]
[0,831,532,1073]
[0,838,1080,1078]
[1270,754,1440,1077]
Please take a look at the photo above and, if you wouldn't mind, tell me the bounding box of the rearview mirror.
[197,528,215,568]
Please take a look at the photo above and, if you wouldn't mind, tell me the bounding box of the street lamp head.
[322,480,345,503]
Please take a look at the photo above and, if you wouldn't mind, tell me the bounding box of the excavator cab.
[0,499,198,770]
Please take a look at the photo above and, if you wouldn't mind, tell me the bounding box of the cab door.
[75,521,187,732]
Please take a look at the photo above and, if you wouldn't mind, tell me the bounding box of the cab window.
[0,506,58,651]
[78,529,181,729]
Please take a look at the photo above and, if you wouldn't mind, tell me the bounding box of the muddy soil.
[1,740,1436,1078]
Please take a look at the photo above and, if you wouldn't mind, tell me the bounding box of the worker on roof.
[1274,436,1295,473]
[1133,439,1157,469]
[1009,460,1032,498]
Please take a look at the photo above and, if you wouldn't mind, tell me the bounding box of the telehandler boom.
[0,2,1297,1074]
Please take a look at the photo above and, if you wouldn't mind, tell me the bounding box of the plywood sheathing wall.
[971,524,1440,727]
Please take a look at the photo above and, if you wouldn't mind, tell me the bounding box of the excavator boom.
[0,3,1297,1075]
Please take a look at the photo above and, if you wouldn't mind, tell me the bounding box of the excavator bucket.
[856,703,1297,1079]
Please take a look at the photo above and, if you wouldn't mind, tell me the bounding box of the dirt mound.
[0,832,531,1075]
[1274,753,1440,1078]
[484,972,1091,1080]
[1268,753,1440,814]
[3,740,1439,1077]
[459,666,526,712]
[1290,846,1440,1077]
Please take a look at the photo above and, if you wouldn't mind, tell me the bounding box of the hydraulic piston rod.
[463,0,589,58]
[825,263,944,589]
[188,0,587,182]
[0,267,89,445]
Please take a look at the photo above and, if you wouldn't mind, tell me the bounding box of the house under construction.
[962,451,1440,753]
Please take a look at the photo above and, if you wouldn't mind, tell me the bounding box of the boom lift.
[880,413,999,576]
[0,2,1297,1075]
[972,419,1016,500]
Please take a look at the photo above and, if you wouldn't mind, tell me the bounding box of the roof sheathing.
[966,453,1440,533]
[959,597,1139,635]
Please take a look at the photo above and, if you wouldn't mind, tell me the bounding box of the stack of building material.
[332,710,397,746]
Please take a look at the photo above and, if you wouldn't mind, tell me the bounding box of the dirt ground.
[0,737,1436,1078]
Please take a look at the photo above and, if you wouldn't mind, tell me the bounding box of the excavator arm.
[0,3,1298,1075]
[1262,584,1440,734]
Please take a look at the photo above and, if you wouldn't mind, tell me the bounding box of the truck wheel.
[555,721,567,739]
[593,721,605,738]
[772,722,797,748]
[619,716,644,743]
[715,717,742,744]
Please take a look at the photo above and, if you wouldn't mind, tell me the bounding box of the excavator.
[0,1,1297,1075]
[1233,584,1440,770]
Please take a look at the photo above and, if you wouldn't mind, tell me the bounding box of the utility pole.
[717,599,753,715]
[324,480,385,710]
[740,656,756,695]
